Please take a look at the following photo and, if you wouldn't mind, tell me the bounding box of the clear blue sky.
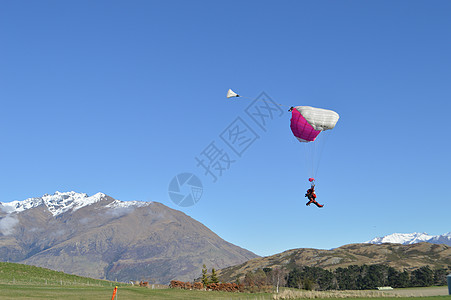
[1,1,450,257]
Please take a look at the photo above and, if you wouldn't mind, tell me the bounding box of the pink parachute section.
[290,109,321,142]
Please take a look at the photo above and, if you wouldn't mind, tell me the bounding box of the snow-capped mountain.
[366,232,451,247]
[0,191,257,283]
[0,191,149,216]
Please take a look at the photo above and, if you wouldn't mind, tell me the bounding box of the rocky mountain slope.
[0,192,257,283]
[217,242,451,282]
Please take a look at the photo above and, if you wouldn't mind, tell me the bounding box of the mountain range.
[0,191,257,284]
[217,232,451,282]
[1,191,450,285]
[218,242,451,283]
[366,232,451,246]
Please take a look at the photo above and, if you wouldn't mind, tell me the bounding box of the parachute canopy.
[227,89,239,98]
[290,106,339,142]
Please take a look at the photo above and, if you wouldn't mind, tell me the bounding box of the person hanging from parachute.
[288,105,339,208]
[304,178,323,208]
[227,90,339,208]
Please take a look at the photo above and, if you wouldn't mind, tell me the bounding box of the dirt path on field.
[384,286,449,297]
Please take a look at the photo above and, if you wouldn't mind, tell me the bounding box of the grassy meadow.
[0,284,274,300]
[1,284,449,300]
[0,262,125,287]
[0,262,449,299]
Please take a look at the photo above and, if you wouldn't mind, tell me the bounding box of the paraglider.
[288,106,339,142]
[227,90,339,208]
[289,106,339,208]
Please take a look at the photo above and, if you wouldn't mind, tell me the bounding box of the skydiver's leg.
[313,201,323,208]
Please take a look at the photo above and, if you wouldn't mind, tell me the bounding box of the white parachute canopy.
[295,106,340,131]
[226,89,239,98]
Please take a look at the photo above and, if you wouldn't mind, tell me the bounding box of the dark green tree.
[210,268,219,284]
[358,265,389,289]
[411,266,434,287]
[335,265,360,290]
[285,266,333,291]
[317,268,336,290]
[286,268,303,289]
[398,270,411,288]
[433,268,448,286]
[301,266,333,291]
[303,278,315,291]
[201,264,209,286]
[387,267,410,288]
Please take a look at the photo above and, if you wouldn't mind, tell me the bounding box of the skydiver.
[305,182,324,208]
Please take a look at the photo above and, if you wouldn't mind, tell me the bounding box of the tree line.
[239,264,450,291]
[285,264,449,290]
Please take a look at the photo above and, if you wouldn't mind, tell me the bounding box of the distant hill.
[0,192,257,284]
[366,232,451,246]
[217,242,451,282]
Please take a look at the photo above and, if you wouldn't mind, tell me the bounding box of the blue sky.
[1,0,450,257]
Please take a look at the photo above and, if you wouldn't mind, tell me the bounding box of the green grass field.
[1,284,450,300]
[0,284,274,300]
[0,262,126,287]
[1,262,449,299]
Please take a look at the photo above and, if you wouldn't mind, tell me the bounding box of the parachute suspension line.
[303,141,315,179]
[233,95,291,109]
[302,131,330,180]
[310,142,314,178]
[226,89,291,109]
[256,97,290,109]
[313,131,331,179]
